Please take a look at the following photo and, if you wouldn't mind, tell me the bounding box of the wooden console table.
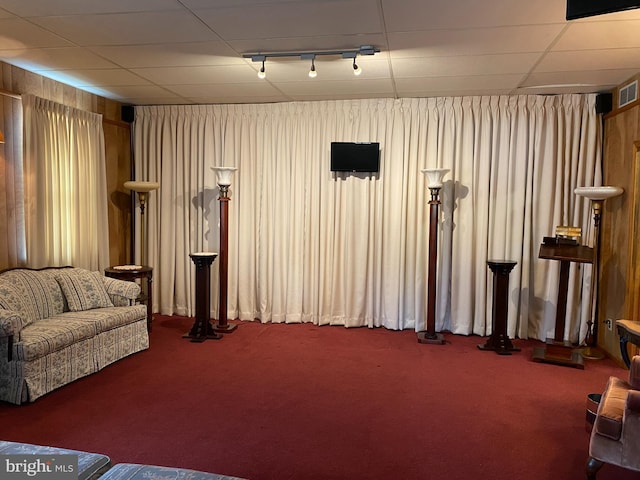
[105,265,153,331]
[532,243,593,369]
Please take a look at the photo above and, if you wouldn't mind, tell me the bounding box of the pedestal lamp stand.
[417,168,449,345]
[212,167,238,334]
[184,252,221,342]
[478,261,520,355]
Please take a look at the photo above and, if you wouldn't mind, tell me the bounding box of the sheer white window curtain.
[22,94,109,271]
[134,95,600,343]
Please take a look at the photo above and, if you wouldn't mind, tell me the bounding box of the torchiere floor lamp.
[574,186,623,359]
[123,180,160,266]
[211,166,238,334]
[417,168,449,345]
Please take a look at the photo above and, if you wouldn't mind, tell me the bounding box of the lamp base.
[581,346,606,360]
[213,322,238,334]
[417,331,446,345]
[182,332,222,343]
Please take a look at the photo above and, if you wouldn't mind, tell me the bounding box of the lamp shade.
[574,186,624,201]
[124,181,160,193]
[421,168,450,189]
[211,166,237,186]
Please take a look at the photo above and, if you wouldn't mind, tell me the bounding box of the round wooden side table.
[105,265,153,331]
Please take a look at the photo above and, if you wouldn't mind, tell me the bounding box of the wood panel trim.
[632,141,640,322]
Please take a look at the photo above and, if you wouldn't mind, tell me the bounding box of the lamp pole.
[212,167,238,334]
[417,169,449,345]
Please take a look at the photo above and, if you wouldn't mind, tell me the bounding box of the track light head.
[352,57,362,76]
[308,58,317,78]
[258,60,266,79]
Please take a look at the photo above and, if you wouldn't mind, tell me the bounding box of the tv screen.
[566,0,640,19]
[330,142,380,172]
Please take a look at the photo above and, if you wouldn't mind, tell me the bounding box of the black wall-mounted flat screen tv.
[330,142,380,172]
[566,0,640,19]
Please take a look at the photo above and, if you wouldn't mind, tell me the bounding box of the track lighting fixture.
[244,45,379,79]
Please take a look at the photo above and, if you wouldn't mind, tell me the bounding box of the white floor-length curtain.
[134,95,600,342]
[22,94,109,271]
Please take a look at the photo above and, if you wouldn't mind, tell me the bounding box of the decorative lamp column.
[212,166,238,334]
[417,168,449,345]
[184,252,221,342]
[574,185,624,359]
[123,180,160,266]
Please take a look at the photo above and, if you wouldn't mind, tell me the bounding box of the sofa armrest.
[630,355,640,389]
[102,277,141,306]
[0,309,25,338]
[0,310,24,362]
[627,390,640,412]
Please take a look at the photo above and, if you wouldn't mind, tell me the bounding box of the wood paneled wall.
[0,61,132,270]
[600,73,640,364]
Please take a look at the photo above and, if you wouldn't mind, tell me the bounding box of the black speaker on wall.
[595,93,613,114]
[121,105,135,123]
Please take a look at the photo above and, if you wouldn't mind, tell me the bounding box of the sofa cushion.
[51,305,147,334]
[55,270,114,312]
[0,269,68,321]
[14,316,98,361]
[594,376,629,441]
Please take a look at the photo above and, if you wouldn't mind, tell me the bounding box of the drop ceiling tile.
[391,53,540,78]
[165,82,284,97]
[192,0,382,40]
[535,48,640,72]
[382,0,565,31]
[30,12,220,46]
[0,47,118,70]
[275,78,394,96]
[132,65,265,85]
[395,74,526,93]
[90,42,244,68]
[287,92,392,101]
[522,69,639,89]
[83,84,183,101]
[186,95,291,104]
[0,0,181,16]
[553,19,640,50]
[388,25,565,58]
[399,89,514,98]
[0,18,73,49]
[32,68,151,87]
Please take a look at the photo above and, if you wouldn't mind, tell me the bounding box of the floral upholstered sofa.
[0,267,149,404]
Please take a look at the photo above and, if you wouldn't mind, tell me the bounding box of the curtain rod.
[0,88,21,100]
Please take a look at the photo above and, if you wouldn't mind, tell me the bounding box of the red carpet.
[1,315,639,480]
